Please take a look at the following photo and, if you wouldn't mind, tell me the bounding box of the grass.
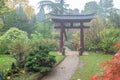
[70,52,113,80]
[49,51,64,65]
[0,51,64,80]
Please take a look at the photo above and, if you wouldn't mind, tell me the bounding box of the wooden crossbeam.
[54,26,90,29]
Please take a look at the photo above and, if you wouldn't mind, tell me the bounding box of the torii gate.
[51,14,95,54]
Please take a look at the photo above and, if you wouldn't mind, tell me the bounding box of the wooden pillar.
[59,23,64,52]
[80,22,84,50]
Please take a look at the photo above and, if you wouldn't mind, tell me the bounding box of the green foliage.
[85,17,120,53]
[0,27,29,54]
[0,0,7,15]
[81,1,98,14]
[49,52,64,65]
[41,38,59,51]
[85,18,104,51]
[82,0,114,19]
[31,31,59,51]
[5,63,19,78]
[0,27,30,69]
[98,28,120,53]
[0,55,15,72]
[63,30,81,50]
[109,9,120,27]
[25,45,56,74]
[11,73,41,80]
[34,22,53,38]
[37,0,68,21]
[30,31,43,45]
[2,5,35,34]
[85,27,120,53]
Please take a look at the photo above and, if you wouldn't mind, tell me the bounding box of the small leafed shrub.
[0,27,29,54]
[90,50,120,80]
[5,63,19,80]
[97,28,120,53]
[31,32,59,51]
[24,45,56,74]
[85,27,120,53]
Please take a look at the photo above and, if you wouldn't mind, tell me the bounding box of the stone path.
[41,54,80,80]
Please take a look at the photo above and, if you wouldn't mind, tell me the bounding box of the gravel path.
[41,55,80,80]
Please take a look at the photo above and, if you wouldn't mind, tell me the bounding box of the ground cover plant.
[70,52,112,80]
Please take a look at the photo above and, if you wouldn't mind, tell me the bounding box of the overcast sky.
[29,0,120,13]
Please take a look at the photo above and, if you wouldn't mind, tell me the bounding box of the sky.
[29,0,120,13]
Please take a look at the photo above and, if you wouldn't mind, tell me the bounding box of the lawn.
[0,51,64,80]
[70,52,113,80]
[49,51,64,65]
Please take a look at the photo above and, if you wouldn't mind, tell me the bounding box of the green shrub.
[84,18,120,53]
[11,43,30,68]
[97,28,120,53]
[24,45,56,74]
[85,18,104,51]
[31,32,59,51]
[0,27,31,69]
[41,39,59,51]
[0,27,29,54]
[4,62,19,80]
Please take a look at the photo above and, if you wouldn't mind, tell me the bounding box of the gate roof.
[51,13,95,23]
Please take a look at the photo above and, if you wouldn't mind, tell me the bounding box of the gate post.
[59,23,64,52]
[80,22,84,55]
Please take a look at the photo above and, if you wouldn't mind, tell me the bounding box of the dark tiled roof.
[51,13,95,22]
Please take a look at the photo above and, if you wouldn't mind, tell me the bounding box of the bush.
[4,63,20,80]
[0,27,30,68]
[5,63,19,79]
[24,45,56,74]
[84,17,104,51]
[98,28,120,53]
[90,50,120,80]
[41,39,59,51]
[85,25,120,53]
[0,27,29,54]
[31,32,59,51]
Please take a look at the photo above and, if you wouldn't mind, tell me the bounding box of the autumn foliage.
[90,50,120,80]
[114,43,120,50]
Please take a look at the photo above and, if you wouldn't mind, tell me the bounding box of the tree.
[5,0,35,18]
[2,5,35,34]
[34,22,53,38]
[37,0,69,21]
[81,1,98,14]
[0,0,6,15]
[99,0,113,17]
[0,27,29,54]
[0,0,35,34]
[108,9,120,27]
